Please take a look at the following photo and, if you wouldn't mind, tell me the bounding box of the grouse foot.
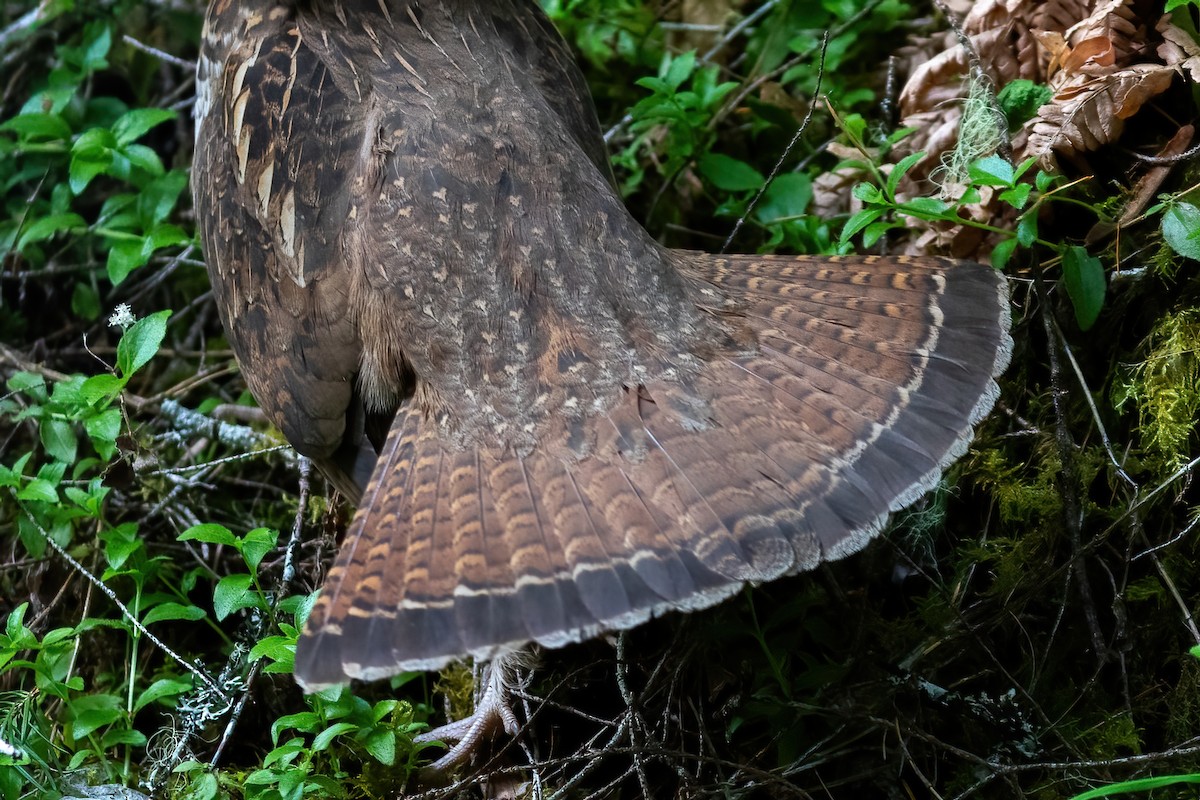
[415,653,526,779]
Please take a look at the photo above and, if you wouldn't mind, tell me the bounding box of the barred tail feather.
[295,254,1011,690]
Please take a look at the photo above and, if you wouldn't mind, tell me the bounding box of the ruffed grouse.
[193,0,1011,764]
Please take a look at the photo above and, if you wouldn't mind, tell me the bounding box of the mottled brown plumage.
[193,0,1011,691]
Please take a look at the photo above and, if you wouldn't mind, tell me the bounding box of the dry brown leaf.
[899,45,969,117]
[1064,0,1144,63]
[1157,15,1200,82]
[1034,0,1092,35]
[963,0,1026,34]
[669,0,742,58]
[810,168,864,219]
[1023,64,1175,168]
[1061,35,1117,72]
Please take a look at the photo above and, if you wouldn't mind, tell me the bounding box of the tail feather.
[295,254,1011,689]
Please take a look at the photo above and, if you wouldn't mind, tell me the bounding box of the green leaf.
[81,374,124,404]
[241,528,278,571]
[1016,212,1038,247]
[662,51,696,89]
[17,478,58,504]
[179,772,219,800]
[991,238,1018,270]
[16,213,86,250]
[40,418,77,464]
[968,155,1015,187]
[1,112,72,141]
[112,108,177,147]
[133,677,192,712]
[698,153,764,192]
[249,634,296,671]
[755,173,812,224]
[85,407,122,458]
[840,208,883,243]
[69,693,123,740]
[71,281,101,320]
[311,722,359,752]
[179,523,238,547]
[1061,245,1106,330]
[886,152,925,199]
[272,712,322,743]
[1070,775,1200,800]
[116,309,170,376]
[106,238,151,285]
[140,171,189,226]
[899,197,951,217]
[363,729,396,765]
[122,143,164,176]
[1162,202,1200,261]
[1000,183,1032,210]
[142,602,206,626]
[213,573,258,621]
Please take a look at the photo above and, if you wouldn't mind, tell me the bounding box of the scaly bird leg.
[415,654,525,778]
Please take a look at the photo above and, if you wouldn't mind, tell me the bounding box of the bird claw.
[414,658,523,779]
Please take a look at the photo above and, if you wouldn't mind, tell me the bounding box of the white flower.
[108,304,135,330]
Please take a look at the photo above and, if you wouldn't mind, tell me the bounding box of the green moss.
[1114,308,1200,472]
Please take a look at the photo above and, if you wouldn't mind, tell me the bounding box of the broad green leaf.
[16,213,86,250]
[1016,212,1038,247]
[142,602,206,626]
[991,238,1018,270]
[363,729,396,765]
[886,151,925,198]
[101,728,146,749]
[180,772,219,800]
[968,154,1015,187]
[1070,775,1200,799]
[40,418,77,464]
[213,573,258,621]
[311,722,358,752]
[179,523,238,547]
[122,143,165,176]
[755,173,812,224]
[69,693,123,739]
[241,528,278,572]
[80,374,124,404]
[106,238,151,285]
[71,281,101,320]
[1062,246,1106,330]
[116,309,170,376]
[112,108,177,146]
[272,712,322,744]
[133,677,192,712]
[840,208,883,243]
[1162,202,1200,260]
[698,153,764,192]
[898,197,951,217]
[0,112,72,141]
[85,407,122,458]
[663,51,695,89]
[17,478,58,504]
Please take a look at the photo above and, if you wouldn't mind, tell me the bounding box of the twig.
[121,33,196,71]
[14,496,229,701]
[720,32,828,253]
[1033,268,1108,663]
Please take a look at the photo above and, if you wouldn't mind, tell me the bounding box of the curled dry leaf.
[810,168,863,219]
[1024,64,1175,168]
[1157,15,1200,82]
[1064,0,1144,63]
[1033,0,1093,37]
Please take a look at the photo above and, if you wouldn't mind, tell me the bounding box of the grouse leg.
[415,653,526,778]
